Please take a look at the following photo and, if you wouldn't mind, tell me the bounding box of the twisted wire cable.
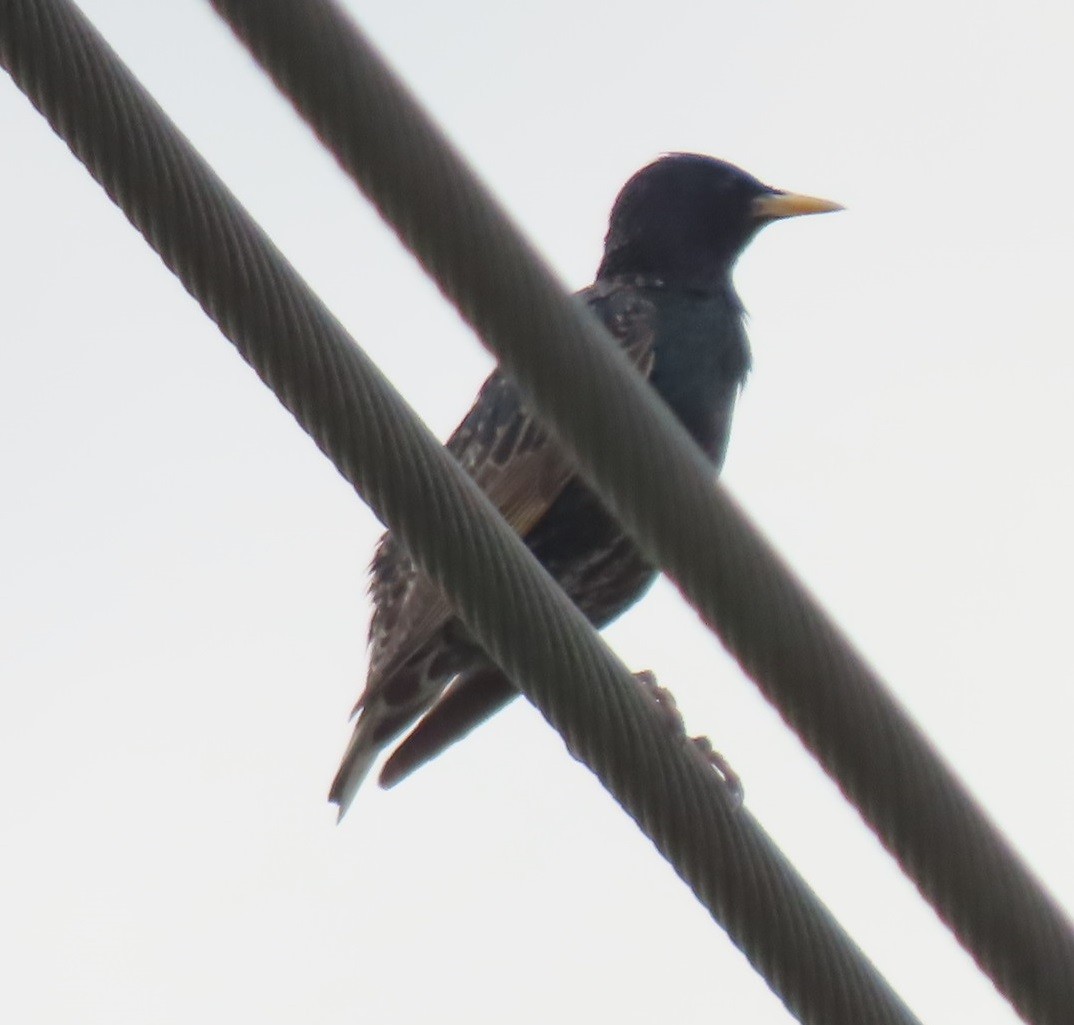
[196,3,1073,1023]
[0,2,923,1023]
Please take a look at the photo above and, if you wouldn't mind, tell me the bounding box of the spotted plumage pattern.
[330,154,840,815]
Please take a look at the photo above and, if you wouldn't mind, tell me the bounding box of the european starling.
[330,154,840,815]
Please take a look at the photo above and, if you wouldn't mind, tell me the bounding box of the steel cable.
[0,2,923,1023]
[199,3,1074,1023]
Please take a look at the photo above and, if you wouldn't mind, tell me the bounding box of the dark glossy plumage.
[330,154,840,814]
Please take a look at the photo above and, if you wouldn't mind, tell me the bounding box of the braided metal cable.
[0,2,922,1023]
[198,3,1072,1023]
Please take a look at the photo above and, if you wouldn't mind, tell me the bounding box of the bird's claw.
[689,734,744,808]
[632,669,743,807]
[632,669,683,729]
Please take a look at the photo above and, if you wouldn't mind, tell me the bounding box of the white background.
[2,2,1073,1022]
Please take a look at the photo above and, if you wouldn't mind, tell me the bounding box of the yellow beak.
[752,191,844,221]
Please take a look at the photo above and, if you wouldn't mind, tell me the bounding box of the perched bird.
[330,154,840,815]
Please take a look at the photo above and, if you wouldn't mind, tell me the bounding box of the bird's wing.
[330,282,660,813]
[331,281,659,811]
[362,369,573,695]
[363,279,659,698]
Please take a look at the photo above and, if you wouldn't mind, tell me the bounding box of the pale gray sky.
[2,2,1073,1022]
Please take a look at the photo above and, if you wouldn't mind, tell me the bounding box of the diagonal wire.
[0,2,923,1024]
[198,3,1074,1024]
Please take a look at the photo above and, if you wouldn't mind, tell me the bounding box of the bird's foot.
[633,669,683,728]
[632,670,743,808]
[631,670,743,807]
[688,734,743,807]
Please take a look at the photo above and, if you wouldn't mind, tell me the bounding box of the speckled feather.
[329,279,665,811]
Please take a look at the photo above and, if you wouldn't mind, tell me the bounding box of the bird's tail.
[328,721,382,820]
[378,666,518,789]
[330,652,460,818]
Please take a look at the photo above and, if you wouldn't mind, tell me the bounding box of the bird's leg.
[632,670,744,808]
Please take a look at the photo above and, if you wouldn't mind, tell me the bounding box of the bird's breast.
[646,289,750,467]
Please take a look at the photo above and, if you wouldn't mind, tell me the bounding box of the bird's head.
[597,153,841,288]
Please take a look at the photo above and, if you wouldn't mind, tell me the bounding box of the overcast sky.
[2,2,1073,1023]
